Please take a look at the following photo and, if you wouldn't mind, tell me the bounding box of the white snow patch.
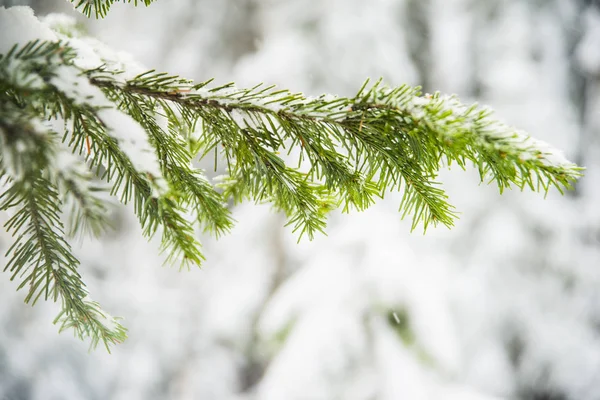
[97,108,166,193]
[0,7,57,54]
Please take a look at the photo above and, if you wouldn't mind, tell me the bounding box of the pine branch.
[0,38,583,350]
[70,0,155,18]
[0,117,126,351]
[88,72,582,233]
[2,174,126,351]
[2,41,207,268]
[100,83,234,237]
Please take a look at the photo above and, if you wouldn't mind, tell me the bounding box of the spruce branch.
[0,38,583,349]
[0,40,205,349]
[0,116,126,351]
[99,81,235,237]
[88,71,582,233]
[70,0,155,18]
[2,41,207,268]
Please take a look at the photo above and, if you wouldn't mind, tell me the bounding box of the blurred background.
[1,0,600,399]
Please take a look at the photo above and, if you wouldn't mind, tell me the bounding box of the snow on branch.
[0,5,583,350]
[89,72,582,232]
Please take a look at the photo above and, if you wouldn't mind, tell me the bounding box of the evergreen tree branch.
[0,38,583,349]
[99,83,234,237]
[70,0,156,18]
[1,41,207,268]
[88,73,582,233]
[0,40,206,349]
[0,116,126,351]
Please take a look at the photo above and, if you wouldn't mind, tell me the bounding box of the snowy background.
[1,0,600,399]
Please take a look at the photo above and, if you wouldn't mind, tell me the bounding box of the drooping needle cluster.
[0,30,582,349]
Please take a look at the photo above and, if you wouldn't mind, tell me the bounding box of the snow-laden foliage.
[1,1,599,400]
[0,5,581,350]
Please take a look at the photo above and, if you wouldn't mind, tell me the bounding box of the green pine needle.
[0,40,583,350]
[70,0,156,18]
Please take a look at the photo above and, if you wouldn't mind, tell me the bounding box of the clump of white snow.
[0,6,57,54]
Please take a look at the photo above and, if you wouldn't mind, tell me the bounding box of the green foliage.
[0,107,126,351]
[69,0,155,18]
[0,35,582,350]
